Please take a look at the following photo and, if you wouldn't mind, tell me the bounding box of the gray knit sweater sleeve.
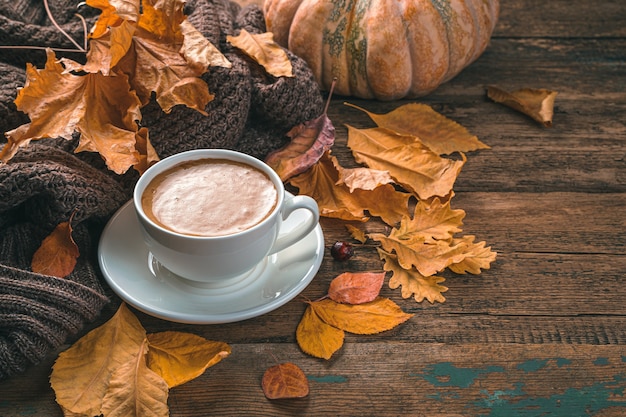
[0,0,324,380]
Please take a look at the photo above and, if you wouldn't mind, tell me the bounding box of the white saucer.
[98,196,324,324]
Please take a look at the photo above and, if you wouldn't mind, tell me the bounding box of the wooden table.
[2,0,625,415]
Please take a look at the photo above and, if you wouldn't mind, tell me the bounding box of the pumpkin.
[263,0,500,101]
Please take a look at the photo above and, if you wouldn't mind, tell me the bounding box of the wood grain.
[1,0,625,416]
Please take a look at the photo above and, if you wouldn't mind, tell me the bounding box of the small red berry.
[330,241,354,261]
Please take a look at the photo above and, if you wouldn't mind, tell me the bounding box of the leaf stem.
[43,0,86,52]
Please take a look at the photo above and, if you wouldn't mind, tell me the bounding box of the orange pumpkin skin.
[264,0,500,101]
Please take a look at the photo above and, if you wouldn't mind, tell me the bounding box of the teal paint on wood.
[594,357,609,366]
[415,362,505,388]
[555,358,572,367]
[474,375,626,417]
[517,359,549,372]
[307,375,348,383]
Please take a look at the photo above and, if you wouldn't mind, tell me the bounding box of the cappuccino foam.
[142,159,278,236]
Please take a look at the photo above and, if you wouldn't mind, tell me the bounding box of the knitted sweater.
[0,0,324,380]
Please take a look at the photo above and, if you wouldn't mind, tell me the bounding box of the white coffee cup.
[133,149,320,283]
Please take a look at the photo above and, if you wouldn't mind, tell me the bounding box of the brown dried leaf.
[345,224,367,243]
[50,304,147,416]
[310,298,413,335]
[288,151,411,225]
[265,113,335,181]
[347,125,466,200]
[379,249,448,303]
[448,235,498,275]
[180,19,231,70]
[262,362,309,399]
[327,272,385,304]
[336,166,395,192]
[31,215,79,278]
[487,85,558,127]
[345,102,489,155]
[227,29,293,77]
[147,331,231,388]
[132,127,160,175]
[296,304,345,360]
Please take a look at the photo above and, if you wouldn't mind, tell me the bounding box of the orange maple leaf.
[227,29,293,78]
[1,49,142,175]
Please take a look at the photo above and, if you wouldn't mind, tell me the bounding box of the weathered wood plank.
[2,343,625,417]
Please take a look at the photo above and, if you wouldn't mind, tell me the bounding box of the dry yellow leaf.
[147,331,231,388]
[51,304,147,416]
[347,125,466,200]
[100,338,170,417]
[336,166,395,192]
[296,305,345,360]
[448,235,498,274]
[180,19,231,70]
[227,28,293,77]
[487,85,558,127]
[345,224,367,243]
[346,102,489,155]
[309,298,413,335]
[379,249,448,304]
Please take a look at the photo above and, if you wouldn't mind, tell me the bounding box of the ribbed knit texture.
[0,0,324,380]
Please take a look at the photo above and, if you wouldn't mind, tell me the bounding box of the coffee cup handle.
[269,195,320,255]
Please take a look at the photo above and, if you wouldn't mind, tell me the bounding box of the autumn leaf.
[0,49,143,174]
[347,125,466,200]
[296,304,345,360]
[132,127,160,175]
[379,249,448,304]
[345,102,489,155]
[345,224,367,243]
[265,87,335,181]
[262,363,309,399]
[227,28,293,78]
[448,235,497,275]
[146,331,231,388]
[487,85,558,127]
[100,338,170,417]
[288,151,411,225]
[309,298,413,335]
[31,213,79,278]
[328,272,385,304]
[51,304,147,416]
[335,166,395,192]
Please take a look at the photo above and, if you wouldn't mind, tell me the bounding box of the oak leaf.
[379,249,448,304]
[327,272,385,305]
[288,151,411,225]
[31,214,79,278]
[448,235,497,275]
[309,298,413,335]
[146,331,231,388]
[227,29,293,78]
[345,224,367,243]
[347,125,466,200]
[346,102,489,155]
[296,304,345,360]
[487,85,557,127]
[262,363,310,399]
[51,303,147,416]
